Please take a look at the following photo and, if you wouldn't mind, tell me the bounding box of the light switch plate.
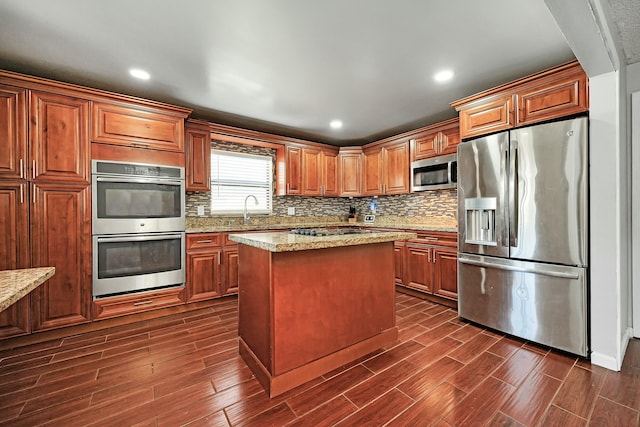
[197,206,205,216]
[364,214,375,223]
[287,207,296,215]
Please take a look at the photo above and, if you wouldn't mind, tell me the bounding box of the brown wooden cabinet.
[93,287,185,320]
[30,92,90,183]
[287,145,339,196]
[452,61,588,139]
[186,232,240,302]
[285,146,302,195]
[0,85,27,180]
[363,140,410,196]
[30,183,91,331]
[395,231,458,303]
[411,118,460,160]
[0,182,30,338]
[92,101,186,152]
[185,120,211,191]
[338,147,363,196]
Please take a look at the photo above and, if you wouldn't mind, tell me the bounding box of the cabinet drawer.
[93,287,185,320]
[186,233,221,250]
[408,231,457,247]
[92,102,185,152]
[223,233,240,247]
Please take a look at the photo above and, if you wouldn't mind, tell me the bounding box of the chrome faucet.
[243,195,258,224]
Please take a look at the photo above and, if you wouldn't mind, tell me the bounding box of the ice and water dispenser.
[463,197,497,246]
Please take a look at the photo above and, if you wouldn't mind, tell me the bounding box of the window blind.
[210,150,272,215]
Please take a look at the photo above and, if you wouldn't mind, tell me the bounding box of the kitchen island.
[0,267,55,312]
[229,229,416,397]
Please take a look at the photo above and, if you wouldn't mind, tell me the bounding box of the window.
[210,150,272,215]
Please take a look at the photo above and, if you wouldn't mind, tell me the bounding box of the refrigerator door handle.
[509,141,518,248]
[458,257,580,280]
[501,143,509,247]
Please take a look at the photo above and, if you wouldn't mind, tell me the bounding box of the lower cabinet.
[93,287,185,320]
[396,231,458,303]
[186,232,239,303]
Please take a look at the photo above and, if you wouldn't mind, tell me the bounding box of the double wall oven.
[92,160,186,298]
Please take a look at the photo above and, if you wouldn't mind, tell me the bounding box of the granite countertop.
[229,230,417,252]
[187,216,457,234]
[0,267,55,312]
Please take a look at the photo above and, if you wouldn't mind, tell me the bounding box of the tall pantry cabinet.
[0,82,91,337]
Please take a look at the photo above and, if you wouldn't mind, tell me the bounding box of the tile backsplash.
[186,139,457,220]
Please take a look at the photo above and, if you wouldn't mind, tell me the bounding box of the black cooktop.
[289,228,371,237]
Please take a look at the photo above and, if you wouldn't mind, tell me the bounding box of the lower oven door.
[93,232,185,298]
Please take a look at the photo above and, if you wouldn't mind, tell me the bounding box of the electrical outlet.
[197,206,205,216]
[287,207,296,215]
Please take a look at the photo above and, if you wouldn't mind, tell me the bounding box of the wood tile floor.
[0,293,638,426]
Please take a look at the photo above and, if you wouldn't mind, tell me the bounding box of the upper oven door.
[92,175,185,235]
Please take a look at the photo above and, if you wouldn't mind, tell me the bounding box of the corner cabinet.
[338,147,363,197]
[363,140,410,196]
[452,60,588,139]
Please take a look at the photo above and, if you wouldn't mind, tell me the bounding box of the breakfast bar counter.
[229,229,415,397]
[0,267,55,312]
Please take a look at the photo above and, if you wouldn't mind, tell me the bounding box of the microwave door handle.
[447,161,452,184]
[97,234,183,243]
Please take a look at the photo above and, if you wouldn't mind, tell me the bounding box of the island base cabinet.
[238,242,398,397]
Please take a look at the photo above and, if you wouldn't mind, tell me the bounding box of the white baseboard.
[590,327,633,371]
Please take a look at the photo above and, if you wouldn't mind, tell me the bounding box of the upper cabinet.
[338,147,363,197]
[285,144,339,196]
[30,91,90,183]
[363,140,410,196]
[0,84,27,180]
[92,101,187,152]
[410,118,460,161]
[185,119,211,192]
[452,60,588,139]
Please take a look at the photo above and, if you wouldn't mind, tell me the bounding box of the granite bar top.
[187,216,457,234]
[0,267,55,312]
[229,230,417,252]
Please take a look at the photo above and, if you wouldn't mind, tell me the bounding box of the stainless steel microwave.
[411,154,457,191]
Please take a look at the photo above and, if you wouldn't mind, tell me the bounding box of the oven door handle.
[95,176,184,185]
[96,233,184,243]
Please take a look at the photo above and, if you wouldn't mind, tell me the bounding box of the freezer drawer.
[458,253,588,357]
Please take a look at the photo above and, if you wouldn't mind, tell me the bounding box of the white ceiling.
[0,1,632,146]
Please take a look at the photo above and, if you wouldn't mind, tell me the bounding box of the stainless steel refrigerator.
[457,116,589,357]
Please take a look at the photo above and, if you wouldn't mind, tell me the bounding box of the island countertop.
[229,229,417,252]
[0,267,55,312]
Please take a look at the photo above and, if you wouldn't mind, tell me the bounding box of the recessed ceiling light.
[129,68,150,80]
[329,120,343,130]
[434,70,454,83]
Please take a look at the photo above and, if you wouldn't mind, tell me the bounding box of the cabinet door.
[394,241,405,287]
[301,148,322,196]
[458,94,514,139]
[186,249,222,302]
[322,151,339,197]
[0,85,27,180]
[185,128,211,191]
[384,141,410,195]
[438,127,461,156]
[517,72,588,126]
[338,152,362,196]
[404,244,433,293]
[412,132,439,160]
[222,247,239,295]
[29,92,90,183]
[0,182,31,338]
[433,248,458,301]
[286,146,302,195]
[30,183,91,331]
[363,148,383,196]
